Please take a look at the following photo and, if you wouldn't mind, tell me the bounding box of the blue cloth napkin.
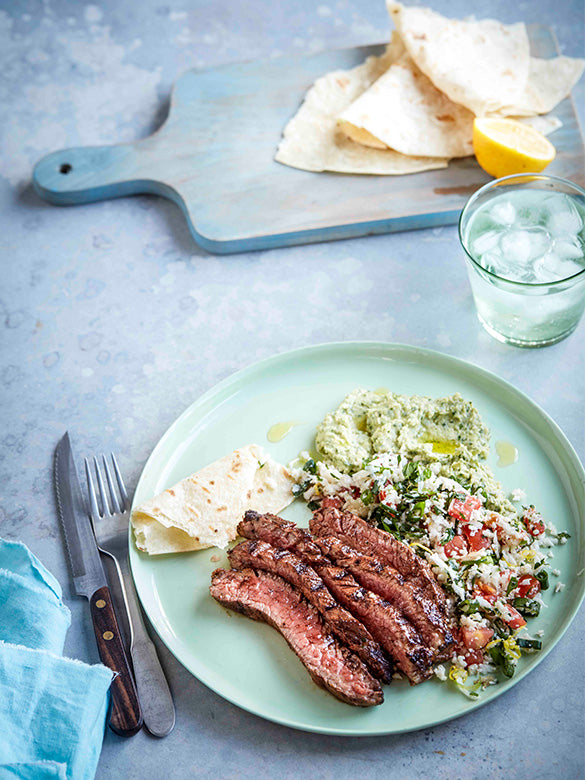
[0,538,113,780]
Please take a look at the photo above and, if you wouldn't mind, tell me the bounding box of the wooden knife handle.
[90,586,143,737]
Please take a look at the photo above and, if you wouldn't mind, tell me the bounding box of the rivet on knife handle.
[90,585,143,737]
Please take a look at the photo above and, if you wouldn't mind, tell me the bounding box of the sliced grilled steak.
[314,535,454,655]
[209,567,383,706]
[228,539,393,683]
[311,564,434,684]
[238,511,318,551]
[238,511,433,684]
[310,507,449,610]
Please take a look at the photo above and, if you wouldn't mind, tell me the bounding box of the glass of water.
[459,174,585,347]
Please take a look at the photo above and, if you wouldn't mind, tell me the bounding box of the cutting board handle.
[32,142,163,205]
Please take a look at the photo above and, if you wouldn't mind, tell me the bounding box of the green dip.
[315,389,514,516]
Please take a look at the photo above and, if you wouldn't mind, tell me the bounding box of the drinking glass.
[459,174,585,348]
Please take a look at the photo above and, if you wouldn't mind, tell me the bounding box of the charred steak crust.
[314,535,455,653]
[209,567,383,707]
[228,539,393,683]
[238,511,434,684]
[238,511,315,548]
[310,507,449,610]
[313,564,434,685]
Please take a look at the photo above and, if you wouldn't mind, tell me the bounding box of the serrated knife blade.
[54,431,107,598]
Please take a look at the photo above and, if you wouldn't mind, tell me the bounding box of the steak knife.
[54,432,143,737]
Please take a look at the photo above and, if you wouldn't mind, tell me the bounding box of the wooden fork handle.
[90,585,143,736]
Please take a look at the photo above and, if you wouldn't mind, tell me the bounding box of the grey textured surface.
[1,1,584,778]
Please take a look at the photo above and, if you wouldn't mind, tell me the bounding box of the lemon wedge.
[473,118,556,179]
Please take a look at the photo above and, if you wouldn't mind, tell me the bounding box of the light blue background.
[1,1,583,778]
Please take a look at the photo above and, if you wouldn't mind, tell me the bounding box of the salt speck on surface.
[84,5,103,24]
[436,333,452,348]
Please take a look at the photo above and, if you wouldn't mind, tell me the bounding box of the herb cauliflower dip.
[293,389,569,697]
[316,389,515,516]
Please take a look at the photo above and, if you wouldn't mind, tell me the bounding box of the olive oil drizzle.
[267,421,299,443]
[496,440,518,467]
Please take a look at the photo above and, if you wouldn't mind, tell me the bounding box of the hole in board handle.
[59,163,72,174]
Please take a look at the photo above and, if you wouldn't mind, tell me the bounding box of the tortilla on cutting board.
[387,2,530,116]
[274,47,448,175]
[338,33,475,158]
[132,444,294,555]
[495,55,585,117]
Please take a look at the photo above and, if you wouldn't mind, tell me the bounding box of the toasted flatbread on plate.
[132,444,294,554]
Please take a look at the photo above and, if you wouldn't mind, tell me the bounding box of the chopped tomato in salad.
[473,582,498,604]
[444,535,467,558]
[462,647,485,666]
[448,495,482,522]
[502,605,527,630]
[516,575,541,599]
[461,625,494,650]
[523,506,546,537]
[462,523,491,551]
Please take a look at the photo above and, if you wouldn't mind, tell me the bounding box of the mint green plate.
[130,342,585,735]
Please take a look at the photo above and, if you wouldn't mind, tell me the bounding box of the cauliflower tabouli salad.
[291,389,570,697]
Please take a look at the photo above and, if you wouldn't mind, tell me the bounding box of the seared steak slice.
[310,507,449,610]
[238,512,432,684]
[312,564,434,684]
[238,511,318,550]
[239,511,329,563]
[314,536,454,654]
[228,539,393,683]
[209,567,383,706]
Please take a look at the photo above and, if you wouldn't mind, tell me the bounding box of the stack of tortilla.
[275,1,584,175]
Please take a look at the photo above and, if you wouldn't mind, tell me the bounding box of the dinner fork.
[85,454,176,738]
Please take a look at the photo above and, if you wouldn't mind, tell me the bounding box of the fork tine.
[93,456,111,517]
[85,458,101,521]
[111,453,130,511]
[102,454,122,514]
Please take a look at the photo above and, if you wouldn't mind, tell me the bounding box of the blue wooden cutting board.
[33,25,584,254]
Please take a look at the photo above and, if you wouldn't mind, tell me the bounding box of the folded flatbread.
[274,46,448,175]
[495,55,585,117]
[132,445,294,555]
[387,2,530,116]
[338,33,475,158]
